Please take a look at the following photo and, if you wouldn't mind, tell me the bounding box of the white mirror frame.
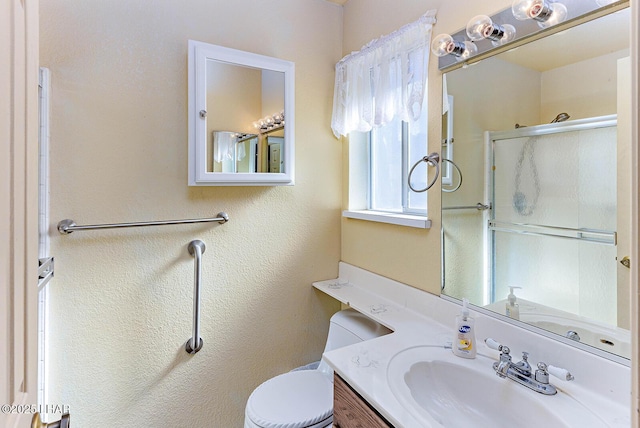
[188,40,295,186]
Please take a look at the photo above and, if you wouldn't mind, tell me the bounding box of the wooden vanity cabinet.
[333,374,392,428]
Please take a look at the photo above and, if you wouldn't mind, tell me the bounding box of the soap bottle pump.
[452,298,476,359]
[506,286,522,320]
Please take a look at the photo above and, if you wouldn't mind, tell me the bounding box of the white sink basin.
[386,346,608,428]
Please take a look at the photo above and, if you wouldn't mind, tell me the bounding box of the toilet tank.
[323,309,391,354]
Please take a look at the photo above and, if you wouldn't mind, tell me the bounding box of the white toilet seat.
[244,370,333,428]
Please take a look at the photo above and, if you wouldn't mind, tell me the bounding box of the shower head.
[550,112,570,123]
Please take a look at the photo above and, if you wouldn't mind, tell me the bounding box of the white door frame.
[0,0,40,427]
[631,0,640,425]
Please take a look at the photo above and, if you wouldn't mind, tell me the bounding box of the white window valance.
[331,10,437,138]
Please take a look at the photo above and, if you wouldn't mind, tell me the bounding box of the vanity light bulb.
[511,0,567,29]
[456,40,478,61]
[457,41,478,61]
[466,15,516,47]
[538,2,567,28]
[431,33,478,61]
[512,0,544,20]
[495,24,516,46]
[431,33,455,57]
[265,116,274,126]
[252,121,261,130]
[466,15,494,41]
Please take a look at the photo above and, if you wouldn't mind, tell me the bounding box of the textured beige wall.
[341,0,511,293]
[41,0,343,426]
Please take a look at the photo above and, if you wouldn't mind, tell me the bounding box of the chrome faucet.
[485,338,573,395]
[566,330,581,342]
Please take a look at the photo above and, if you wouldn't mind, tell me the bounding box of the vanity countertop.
[314,262,631,428]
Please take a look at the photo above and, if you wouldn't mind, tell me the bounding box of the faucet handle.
[485,338,509,354]
[547,365,574,381]
[536,362,574,383]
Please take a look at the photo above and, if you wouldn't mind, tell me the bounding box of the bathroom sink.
[386,346,608,428]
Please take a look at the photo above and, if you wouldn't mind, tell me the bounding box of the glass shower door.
[487,116,618,326]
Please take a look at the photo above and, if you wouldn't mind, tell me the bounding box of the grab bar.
[186,240,205,354]
[57,212,229,234]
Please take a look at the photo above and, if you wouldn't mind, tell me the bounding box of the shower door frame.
[484,114,619,306]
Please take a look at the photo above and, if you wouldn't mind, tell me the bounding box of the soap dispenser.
[506,286,522,320]
[453,298,476,359]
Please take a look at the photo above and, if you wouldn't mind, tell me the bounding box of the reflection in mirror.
[209,131,258,173]
[441,95,455,187]
[209,128,284,174]
[441,7,631,360]
[268,136,284,173]
[205,59,285,174]
[188,40,294,186]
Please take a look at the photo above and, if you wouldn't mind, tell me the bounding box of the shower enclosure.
[486,115,618,326]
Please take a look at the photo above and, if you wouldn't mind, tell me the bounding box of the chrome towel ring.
[442,158,463,193]
[408,152,440,193]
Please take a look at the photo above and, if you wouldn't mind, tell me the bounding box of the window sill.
[342,210,432,229]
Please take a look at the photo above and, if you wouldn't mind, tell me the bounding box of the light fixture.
[511,0,568,29]
[431,33,478,61]
[252,111,285,133]
[466,15,516,46]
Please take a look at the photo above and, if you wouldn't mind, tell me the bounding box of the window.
[369,106,428,216]
[332,11,436,229]
[342,101,431,229]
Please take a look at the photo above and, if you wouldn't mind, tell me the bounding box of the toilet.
[244,308,391,428]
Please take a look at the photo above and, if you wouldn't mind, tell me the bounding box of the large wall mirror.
[188,40,295,186]
[441,4,631,362]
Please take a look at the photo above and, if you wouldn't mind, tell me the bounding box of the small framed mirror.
[188,40,295,186]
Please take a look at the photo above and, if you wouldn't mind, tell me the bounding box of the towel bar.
[57,212,229,234]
